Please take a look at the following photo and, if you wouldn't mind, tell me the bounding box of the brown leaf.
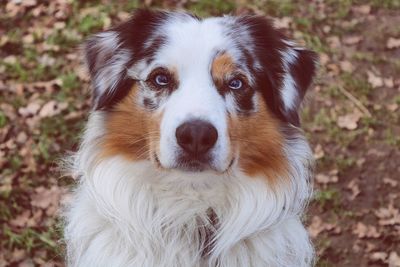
[31,186,66,216]
[9,210,31,228]
[387,37,400,49]
[339,60,354,72]
[319,53,330,65]
[307,216,341,238]
[352,5,371,15]
[384,77,394,88]
[347,179,361,200]
[19,259,35,267]
[316,170,338,185]
[369,252,387,263]
[383,177,398,187]
[274,17,292,29]
[352,222,381,238]
[11,249,26,262]
[117,11,131,21]
[39,100,68,118]
[389,251,400,267]
[327,36,341,49]
[343,35,362,45]
[367,71,384,88]
[18,102,41,117]
[386,103,399,112]
[337,112,362,130]
[313,144,325,160]
[375,203,400,226]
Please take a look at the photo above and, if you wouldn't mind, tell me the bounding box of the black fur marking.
[237,16,287,121]
[236,15,317,126]
[86,9,169,110]
[96,78,135,110]
[286,49,318,126]
[234,89,255,112]
[142,97,157,110]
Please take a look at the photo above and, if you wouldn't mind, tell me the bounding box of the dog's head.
[85,10,317,179]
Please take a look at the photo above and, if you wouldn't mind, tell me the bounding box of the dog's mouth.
[153,153,234,173]
[176,157,210,172]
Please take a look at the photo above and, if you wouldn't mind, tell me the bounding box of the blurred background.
[0,0,399,266]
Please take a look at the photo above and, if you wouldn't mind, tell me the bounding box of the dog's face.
[86,10,316,178]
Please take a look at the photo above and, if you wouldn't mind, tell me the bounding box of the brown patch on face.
[100,84,161,162]
[211,52,237,88]
[229,93,289,184]
[212,53,236,76]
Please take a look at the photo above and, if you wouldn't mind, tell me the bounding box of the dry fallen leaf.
[347,179,361,200]
[367,71,384,88]
[18,102,41,117]
[386,103,399,112]
[327,36,341,49]
[383,177,398,187]
[389,251,400,267]
[19,259,35,267]
[383,77,394,88]
[316,170,339,185]
[31,186,66,216]
[39,100,68,118]
[375,203,400,226]
[11,249,26,262]
[343,35,362,45]
[337,112,362,130]
[352,222,381,238]
[9,210,33,228]
[274,17,292,29]
[387,37,400,49]
[308,216,341,238]
[319,53,330,65]
[352,5,371,15]
[313,144,325,160]
[369,252,388,263]
[340,60,354,72]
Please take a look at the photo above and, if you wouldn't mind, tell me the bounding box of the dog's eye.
[228,78,243,90]
[154,74,170,86]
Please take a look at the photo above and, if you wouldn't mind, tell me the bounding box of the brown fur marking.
[100,84,161,161]
[230,94,289,183]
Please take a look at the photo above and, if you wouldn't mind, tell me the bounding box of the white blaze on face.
[151,16,234,172]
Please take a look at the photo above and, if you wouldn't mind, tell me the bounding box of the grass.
[384,128,400,147]
[2,225,62,255]
[187,0,236,16]
[314,188,341,211]
[0,111,7,128]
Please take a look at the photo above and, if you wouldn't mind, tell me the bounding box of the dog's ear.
[241,16,318,126]
[84,30,132,110]
[279,44,318,126]
[84,9,167,110]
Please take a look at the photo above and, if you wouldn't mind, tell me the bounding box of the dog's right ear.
[84,9,168,110]
[84,30,131,110]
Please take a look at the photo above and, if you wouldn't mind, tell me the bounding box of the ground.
[0,0,399,266]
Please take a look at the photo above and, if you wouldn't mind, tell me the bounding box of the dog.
[64,9,317,267]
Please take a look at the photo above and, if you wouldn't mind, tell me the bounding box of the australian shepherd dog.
[64,9,318,267]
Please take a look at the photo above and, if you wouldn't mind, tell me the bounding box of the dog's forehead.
[152,15,248,70]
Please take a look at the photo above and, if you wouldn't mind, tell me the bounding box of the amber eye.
[228,78,243,90]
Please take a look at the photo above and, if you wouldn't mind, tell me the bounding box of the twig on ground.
[338,85,372,118]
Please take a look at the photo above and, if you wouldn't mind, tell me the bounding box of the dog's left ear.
[279,44,318,126]
[242,16,318,126]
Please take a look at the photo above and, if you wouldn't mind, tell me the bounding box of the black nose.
[176,120,218,156]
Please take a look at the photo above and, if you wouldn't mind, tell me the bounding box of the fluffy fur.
[64,9,317,267]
